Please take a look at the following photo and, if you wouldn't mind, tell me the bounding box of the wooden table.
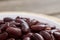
[0,0,60,18]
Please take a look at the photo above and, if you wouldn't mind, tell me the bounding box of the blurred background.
[0,0,60,18]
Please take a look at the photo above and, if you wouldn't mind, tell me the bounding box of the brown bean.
[23,37,30,40]
[6,27,22,37]
[31,25,46,31]
[51,34,55,40]
[20,19,30,33]
[39,31,52,40]
[0,32,8,40]
[53,31,60,40]
[30,19,39,26]
[7,38,15,40]
[23,33,33,38]
[45,30,51,34]
[9,21,20,27]
[3,17,13,22]
[32,33,44,40]
[0,20,4,24]
[0,22,9,31]
[0,16,58,40]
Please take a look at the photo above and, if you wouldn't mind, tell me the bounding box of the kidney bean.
[51,34,55,40]
[16,16,20,19]
[53,31,60,40]
[32,33,44,40]
[45,30,51,34]
[3,17,13,22]
[0,20,4,24]
[31,24,46,31]
[6,27,22,37]
[23,37,30,40]
[7,38,15,40]
[39,31,52,40]
[0,16,59,40]
[23,33,33,38]
[0,32,8,40]
[0,29,2,33]
[20,19,30,33]
[10,21,21,27]
[0,22,9,31]
[30,19,39,26]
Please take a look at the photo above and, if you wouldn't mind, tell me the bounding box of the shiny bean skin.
[6,27,22,37]
[39,31,52,40]
[0,16,59,40]
[0,32,8,40]
[32,33,44,40]
[31,25,46,31]
[23,33,33,38]
[51,34,55,40]
[7,38,15,40]
[0,22,9,31]
[9,21,21,27]
[53,31,60,40]
[0,20,4,24]
[30,19,39,26]
[23,37,30,40]
[20,19,30,33]
[3,17,13,22]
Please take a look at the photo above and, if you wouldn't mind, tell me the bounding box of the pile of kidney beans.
[0,16,60,40]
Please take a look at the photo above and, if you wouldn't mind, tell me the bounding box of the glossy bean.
[39,31,52,40]
[53,31,60,40]
[31,25,46,31]
[20,19,30,33]
[6,27,22,37]
[3,17,13,22]
[23,37,30,40]
[7,38,15,40]
[0,32,8,40]
[32,33,44,40]
[23,33,33,38]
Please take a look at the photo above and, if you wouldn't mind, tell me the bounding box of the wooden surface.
[0,0,60,18]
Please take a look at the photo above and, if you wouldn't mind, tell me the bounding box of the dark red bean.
[16,16,20,19]
[31,25,46,31]
[0,22,9,31]
[6,27,22,37]
[0,30,1,33]
[3,17,13,22]
[30,19,39,26]
[53,31,60,40]
[32,33,44,40]
[23,33,33,38]
[39,31,52,40]
[0,32,8,40]
[0,16,58,40]
[0,20,4,24]
[10,21,21,27]
[20,19,30,33]
[23,37,30,40]
[23,18,31,26]
[45,30,51,34]
[7,38,15,40]
[51,34,55,40]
